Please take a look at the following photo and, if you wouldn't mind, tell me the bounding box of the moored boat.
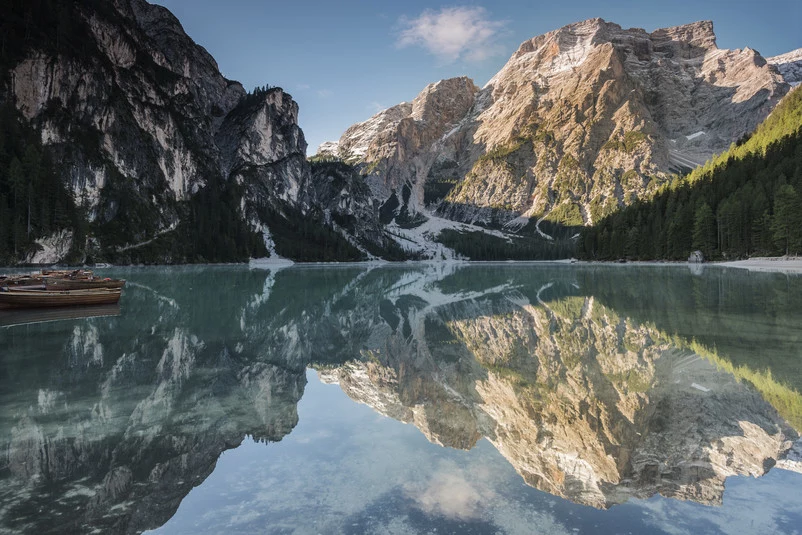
[45,277,126,290]
[1,269,123,290]
[0,287,122,309]
[0,274,45,287]
[41,269,92,277]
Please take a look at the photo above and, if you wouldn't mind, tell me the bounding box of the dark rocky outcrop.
[1,0,392,263]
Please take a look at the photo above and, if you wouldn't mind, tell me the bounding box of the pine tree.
[771,184,802,255]
[692,202,716,257]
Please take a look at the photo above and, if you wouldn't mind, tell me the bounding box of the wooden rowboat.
[45,278,126,290]
[0,288,122,309]
[1,269,123,290]
[1,275,46,287]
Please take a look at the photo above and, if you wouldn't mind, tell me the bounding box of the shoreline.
[712,257,802,274]
[3,257,802,274]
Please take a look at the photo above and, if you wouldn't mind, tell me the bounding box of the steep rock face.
[307,161,402,257]
[769,48,802,86]
[216,89,313,223]
[332,77,480,212]
[10,0,244,216]
[324,19,789,229]
[3,0,386,263]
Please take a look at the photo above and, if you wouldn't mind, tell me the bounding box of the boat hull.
[0,289,122,309]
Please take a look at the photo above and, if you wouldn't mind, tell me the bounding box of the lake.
[1,263,801,534]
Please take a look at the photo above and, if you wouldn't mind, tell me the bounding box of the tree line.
[437,229,576,261]
[581,86,802,260]
[0,103,79,263]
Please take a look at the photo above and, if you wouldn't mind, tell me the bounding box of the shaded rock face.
[4,0,386,262]
[324,19,790,228]
[308,161,397,255]
[11,0,246,215]
[769,48,802,86]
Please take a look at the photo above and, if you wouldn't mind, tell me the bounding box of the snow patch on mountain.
[316,141,339,157]
[25,229,74,264]
[384,213,517,260]
[769,48,802,86]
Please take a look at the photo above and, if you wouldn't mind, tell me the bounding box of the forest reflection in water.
[1,263,801,534]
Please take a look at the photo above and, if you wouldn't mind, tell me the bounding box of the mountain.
[2,6,797,264]
[769,48,802,86]
[0,0,397,264]
[0,268,311,533]
[320,19,793,250]
[314,265,802,509]
[580,84,802,260]
[321,296,794,508]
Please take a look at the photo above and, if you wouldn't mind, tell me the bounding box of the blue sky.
[154,0,801,154]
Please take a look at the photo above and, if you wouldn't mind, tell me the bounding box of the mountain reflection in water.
[0,264,800,534]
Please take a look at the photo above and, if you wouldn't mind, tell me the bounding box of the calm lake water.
[1,263,801,534]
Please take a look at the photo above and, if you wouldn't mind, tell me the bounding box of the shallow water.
[1,263,801,534]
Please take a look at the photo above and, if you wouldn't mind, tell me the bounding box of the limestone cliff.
[2,0,390,263]
[769,48,802,86]
[322,19,791,232]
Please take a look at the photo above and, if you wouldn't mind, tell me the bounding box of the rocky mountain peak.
[336,101,413,161]
[769,48,802,86]
[126,0,223,78]
[505,18,719,83]
[410,76,479,122]
[2,0,396,264]
[650,20,717,49]
[326,16,789,240]
[334,76,479,163]
[513,18,607,57]
[505,18,620,77]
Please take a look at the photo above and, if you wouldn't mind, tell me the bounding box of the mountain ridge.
[1,5,798,263]
[0,0,397,264]
[768,48,802,86]
[320,18,793,256]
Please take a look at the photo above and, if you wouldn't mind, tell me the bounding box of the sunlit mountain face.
[1,264,800,533]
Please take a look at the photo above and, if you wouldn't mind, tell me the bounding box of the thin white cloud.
[397,6,507,63]
[317,89,333,98]
[368,101,386,113]
[296,83,311,90]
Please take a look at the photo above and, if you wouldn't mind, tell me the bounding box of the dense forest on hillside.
[436,228,576,260]
[0,103,80,263]
[581,86,802,260]
[93,168,269,264]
